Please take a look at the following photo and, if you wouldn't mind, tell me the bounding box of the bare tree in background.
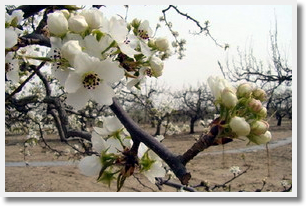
[218,22,292,125]
[175,83,215,134]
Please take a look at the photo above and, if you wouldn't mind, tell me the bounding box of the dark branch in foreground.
[179,124,220,165]
[155,177,196,192]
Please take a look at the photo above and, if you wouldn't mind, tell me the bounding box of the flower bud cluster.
[207,77,271,145]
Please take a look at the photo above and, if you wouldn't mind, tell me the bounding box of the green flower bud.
[252,88,267,102]
[131,18,141,28]
[248,98,262,113]
[150,56,164,77]
[248,131,272,145]
[61,9,70,19]
[221,88,238,108]
[258,107,267,118]
[47,11,68,36]
[155,37,170,51]
[237,83,253,98]
[68,15,88,33]
[251,120,269,135]
[229,116,251,136]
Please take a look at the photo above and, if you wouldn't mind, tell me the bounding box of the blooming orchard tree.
[5,5,284,192]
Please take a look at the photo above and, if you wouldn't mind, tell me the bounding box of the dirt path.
[5,124,293,192]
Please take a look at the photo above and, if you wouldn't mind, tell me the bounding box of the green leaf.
[116,173,127,192]
[92,30,105,42]
[97,168,116,188]
[10,17,18,28]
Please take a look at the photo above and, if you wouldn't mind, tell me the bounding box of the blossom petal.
[103,116,123,133]
[66,88,90,110]
[93,127,110,137]
[73,52,98,74]
[84,35,112,59]
[51,67,69,86]
[92,131,107,153]
[90,83,115,106]
[78,155,102,176]
[137,143,148,159]
[7,69,19,84]
[139,41,152,59]
[118,43,139,58]
[64,72,83,93]
[50,37,63,49]
[109,17,128,42]
[106,138,123,153]
[5,28,18,48]
[95,59,124,83]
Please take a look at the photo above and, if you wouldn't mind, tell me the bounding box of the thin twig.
[210,165,251,191]
[5,61,46,101]
[133,174,155,192]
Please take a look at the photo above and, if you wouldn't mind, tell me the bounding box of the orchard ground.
[5,119,292,192]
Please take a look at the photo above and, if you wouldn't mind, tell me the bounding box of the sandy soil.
[5,120,293,193]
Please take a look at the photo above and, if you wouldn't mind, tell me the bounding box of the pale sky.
[101,4,293,91]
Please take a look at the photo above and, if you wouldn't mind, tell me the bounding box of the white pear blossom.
[47,11,68,36]
[79,155,102,177]
[207,76,234,100]
[229,166,241,175]
[126,67,149,90]
[68,15,88,33]
[137,20,153,40]
[64,52,124,110]
[48,34,85,85]
[79,128,131,176]
[5,10,24,26]
[5,9,24,48]
[106,17,140,58]
[140,150,166,183]
[93,116,124,136]
[5,52,19,84]
[132,20,154,59]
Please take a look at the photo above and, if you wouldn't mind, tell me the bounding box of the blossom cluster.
[208,76,271,145]
[5,10,24,84]
[5,9,24,49]
[45,8,171,110]
[162,121,181,135]
[78,116,166,189]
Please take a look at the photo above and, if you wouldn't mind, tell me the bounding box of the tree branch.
[109,97,191,185]
[179,124,220,165]
[5,62,46,102]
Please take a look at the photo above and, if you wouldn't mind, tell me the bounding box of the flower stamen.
[138,29,149,40]
[82,72,101,89]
